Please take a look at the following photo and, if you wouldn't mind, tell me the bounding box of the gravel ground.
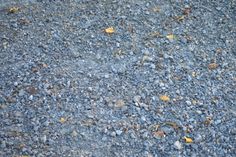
[0,0,236,157]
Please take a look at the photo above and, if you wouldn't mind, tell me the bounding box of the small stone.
[102,136,107,141]
[141,116,146,122]
[142,131,149,138]
[19,89,25,96]
[174,141,182,150]
[116,130,122,136]
[130,132,136,139]
[215,119,221,125]
[111,132,116,137]
[186,100,191,105]
[41,135,47,143]
[0,96,6,104]
[29,95,33,100]
[159,82,165,87]
[0,141,6,148]
[88,87,93,91]
[104,74,109,78]
[150,63,156,69]
[196,110,202,114]
[195,134,202,142]
[216,7,221,11]
[14,82,18,86]
[71,130,78,137]
[133,95,141,104]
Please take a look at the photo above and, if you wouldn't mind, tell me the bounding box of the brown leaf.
[153,130,166,138]
[183,7,191,15]
[208,63,218,70]
[165,122,180,130]
[26,86,38,95]
[216,48,222,54]
[18,18,30,25]
[31,67,38,73]
[152,6,161,12]
[204,117,212,126]
[39,63,48,68]
[115,99,125,108]
[82,119,94,126]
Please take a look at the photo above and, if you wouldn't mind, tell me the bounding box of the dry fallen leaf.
[165,122,180,130]
[40,63,48,68]
[183,7,191,16]
[175,15,185,22]
[31,67,38,73]
[152,6,161,12]
[59,117,66,123]
[184,137,193,143]
[82,119,94,126]
[153,130,166,138]
[166,34,175,40]
[105,27,115,34]
[26,86,38,95]
[160,95,170,102]
[204,117,212,126]
[115,99,125,108]
[208,63,218,70]
[9,7,20,13]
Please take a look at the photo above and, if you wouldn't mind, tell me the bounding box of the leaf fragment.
[105,27,115,34]
[59,117,66,123]
[183,7,191,16]
[160,95,170,102]
[208,63,218,70]
[166,34,175,40]
[8,7,20,13]
[175,15,185,22]
[184,137,193,143]
[115,99,125,108]
[153,130,165,138]
[152,6,161,12]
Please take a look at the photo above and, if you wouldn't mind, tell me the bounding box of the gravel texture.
[0,0,236,157]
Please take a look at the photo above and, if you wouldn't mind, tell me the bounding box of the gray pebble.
[174,141,182,150]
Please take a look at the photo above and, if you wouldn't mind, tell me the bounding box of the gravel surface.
[0,0,236,157]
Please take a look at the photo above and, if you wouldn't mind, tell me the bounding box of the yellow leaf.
[184,137,193,143]
[166,34,175,40]
[105,27,115,34]
[59,117,66,123]
[176,15,185,21]
[160,95,170,102]
[9,7,20,13]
